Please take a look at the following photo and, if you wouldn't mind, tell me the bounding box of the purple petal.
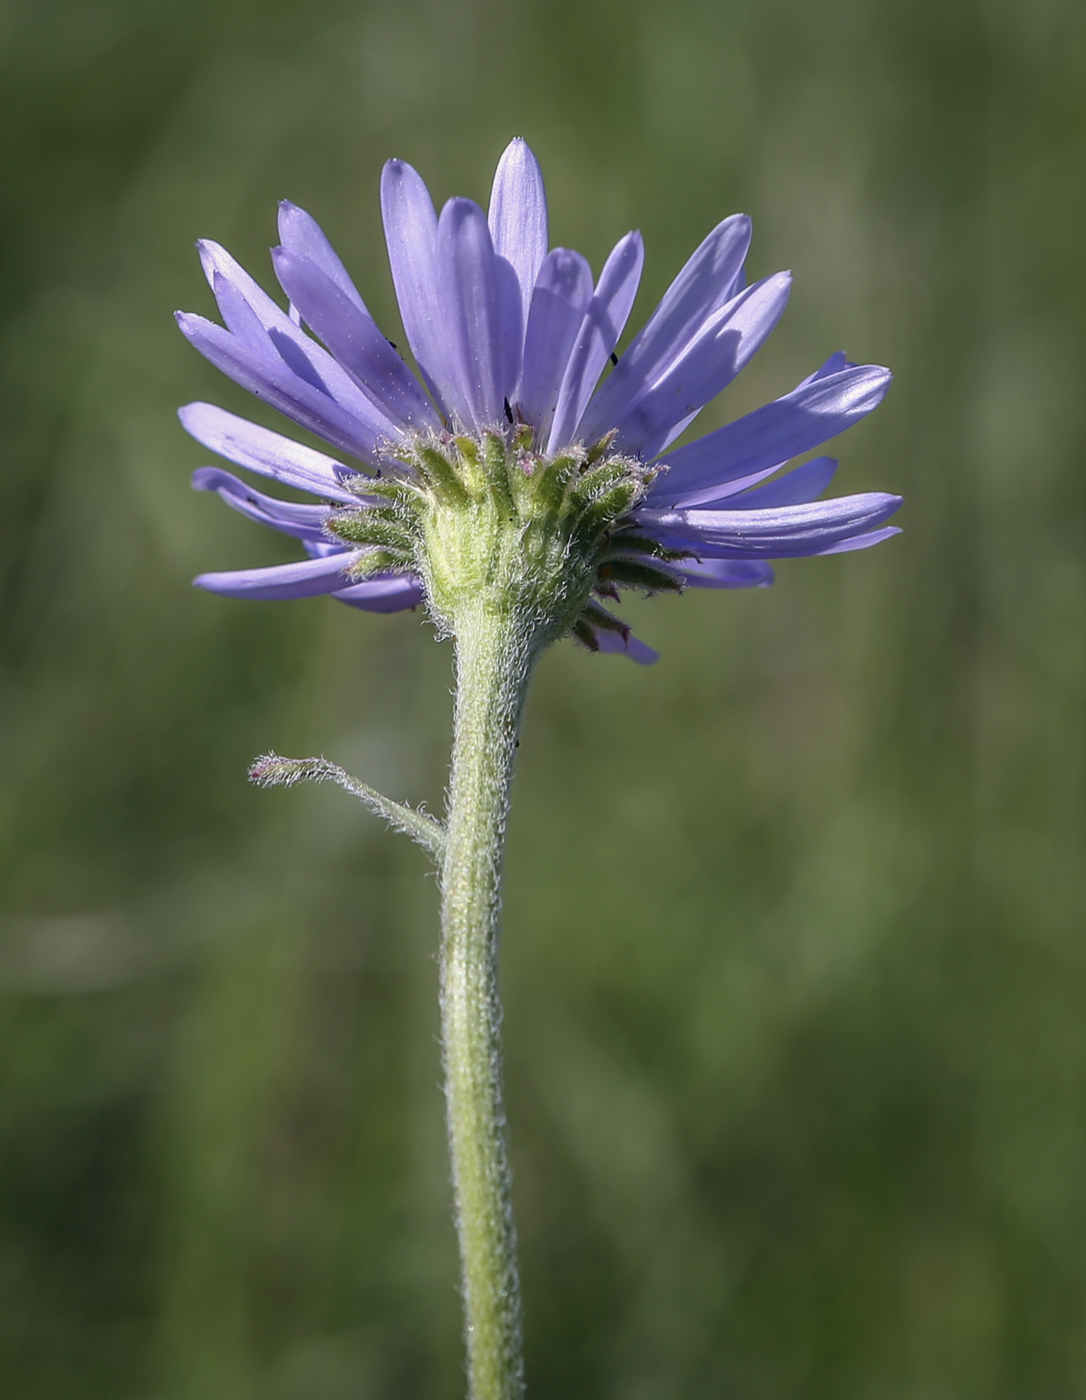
[277,201,368,312]
[178,402,357,500]
[727,455,838,509]
[198,242,400,442]
[176,315,386,463]
[645,408,699,459]
[436,197,505,430]
[672,558,775,588]
[547,231,645,452]
[635,491,903,558]
[591,620,660,665]
[380,159,456,418]
[495,255,524,404]
[272,247,439,433]
[331,573,425,612]
[797,350,849,386]
[192,466,331,539]
[577,214,752,445]
[649,363,893,507]
[488,138,549,332]
[204,267,268,351]
[198,239,287,330]
[517,248,593,438]
[607,272,793,457]
[301,537,348,558]
[816,525,901,555]
[194,550,358,600]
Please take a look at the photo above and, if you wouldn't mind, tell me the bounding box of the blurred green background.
[1,0,1084,1395]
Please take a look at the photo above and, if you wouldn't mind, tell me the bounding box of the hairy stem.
[440,599,536,1400]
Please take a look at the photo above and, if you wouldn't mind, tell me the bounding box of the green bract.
[327,428,682,651]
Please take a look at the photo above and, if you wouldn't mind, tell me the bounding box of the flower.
[178,139,900,664]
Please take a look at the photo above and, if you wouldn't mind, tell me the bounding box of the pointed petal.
[301,537,348,558]
[192,466,331,539]
[727,455,838,509]
[198,238,286,329]
[643,407,700,460]
[176,314,385,463]
[436,197,505,429]
[517,248,593,437]
[199,242,399,439]
[797,350,849,386]
[673,558,775,588]
[592,622,660,665]
[608,272,793,456]
[204,265,269,350]
[578,214,752,443]
[635,491,903,558]
[277,201,368,312]
[380,158,456,417]
[487,138,548,330]
[194,550,358,600]
[178,401,357,500]
[272,247,439,432]
[494,255,524,404]
[190,240,405,446]
[331,573,425,612]
[816,525,901,555]
[547,231,644,452]
[649,363,893,507]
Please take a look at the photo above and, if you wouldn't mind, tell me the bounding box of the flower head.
[179,139,900,663]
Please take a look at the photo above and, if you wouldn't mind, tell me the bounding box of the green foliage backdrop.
[1,0,1084,1395]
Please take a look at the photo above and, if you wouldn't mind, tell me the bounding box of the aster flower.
[179,139,900,664]
[177,140,900,1400]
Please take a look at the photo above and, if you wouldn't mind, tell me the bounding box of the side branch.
[249,752,447,861]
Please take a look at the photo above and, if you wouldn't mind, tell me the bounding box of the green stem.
[440,598,536,1400]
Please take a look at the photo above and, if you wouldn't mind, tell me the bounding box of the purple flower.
[179,139,900,663]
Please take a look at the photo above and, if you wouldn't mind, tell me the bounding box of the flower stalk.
[440,598,537,1400]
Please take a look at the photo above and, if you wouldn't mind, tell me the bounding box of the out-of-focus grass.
[0,0,1084,1395]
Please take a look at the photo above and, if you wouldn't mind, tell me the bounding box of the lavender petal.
[194,550,358,600]
[816,525,901,555]
[797,350,849,386]
[517,248,593,438]
[577,214,752,444]
[494,255,524,405]
[302,538,348,558]
[198,239,288,330]
[199,246,406,442]
[673,558,775,588]
[331,573,426,612]
[726,455,838,509]
[200,243,393,424]
[636,491,903,558]
[649,363,893,507]
[380,158,456,418]
[607,272,793,457]
[178,401,357,500]
[436,197,505,429]
[176,314,385,463]
[487,138,549,332]
[277,201,369,312]
[547,231,645,452]
[192,466,331,539]
[272,247,439,432]
[591,620,660,665]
